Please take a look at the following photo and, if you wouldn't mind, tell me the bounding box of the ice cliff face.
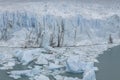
[0,11,119,47]
[0,2,120,47]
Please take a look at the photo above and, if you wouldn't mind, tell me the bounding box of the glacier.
[0,2,119,47]
[0,11,119,47]
[0,1,120,80]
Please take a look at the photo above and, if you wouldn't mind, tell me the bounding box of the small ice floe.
[66,55,95,73]
[55,75,81,80]
[48,63,64,70]
[83,69,96,80]
[8,66,41,79]
[54,75,64,80]
[8,70,31,79]
[64,77,81,80]
[35,54,48,65]
[34,74,49,80]
[0,61,15,70]
[14,49,41,65]
[0,52,15,70]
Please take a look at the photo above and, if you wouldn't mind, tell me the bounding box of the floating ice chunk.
[8,66,41,79]
[48,63,64,70]
[85,62,95,71]
[0,61,15,70]
[66,55,95,73]
[8,70,31,79]
[0,52,15,70]
[29,66,41,76]
[35,54,48,65]
[0,53,13,62]
[64,77,81,80]
[14,49,40,65]
[66,55,85,73]
[54,75,64,80]
[9,74,21,79]
[34,74,49,80]
[83,69,96,80]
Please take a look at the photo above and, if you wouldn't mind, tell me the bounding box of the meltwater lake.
[95,45,120,80]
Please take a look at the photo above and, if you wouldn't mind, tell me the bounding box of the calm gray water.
[95,45,120,80]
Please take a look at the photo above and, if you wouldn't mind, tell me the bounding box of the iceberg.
[14,49,41,65]
[34,74,49,80]
[35,54,48,65]
[66,55,95,73]
[83,69,96,80]
[8,70,31,79]
[48,63,64,70]
[0,52,15,70]
[8,66,41,79]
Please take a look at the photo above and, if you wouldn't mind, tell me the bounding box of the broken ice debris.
[48,63,64,70]
[35,54,48,65]
[34,74,49,80]
[66,55,95,73]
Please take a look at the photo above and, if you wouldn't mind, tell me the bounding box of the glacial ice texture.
[0,11,119,47]
[0,1,120,80]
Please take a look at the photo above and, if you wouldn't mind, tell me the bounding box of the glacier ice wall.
[0,11,120,47]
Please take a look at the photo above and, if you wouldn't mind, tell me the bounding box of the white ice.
[0,1,119,80]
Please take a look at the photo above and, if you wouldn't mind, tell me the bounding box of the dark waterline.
[95,45,120,80]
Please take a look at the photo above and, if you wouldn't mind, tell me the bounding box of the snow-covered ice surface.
[0,1,120,80]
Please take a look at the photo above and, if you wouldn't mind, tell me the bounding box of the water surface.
[95,45,120,80]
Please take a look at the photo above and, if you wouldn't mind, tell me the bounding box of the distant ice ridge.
[0,11,120,47]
